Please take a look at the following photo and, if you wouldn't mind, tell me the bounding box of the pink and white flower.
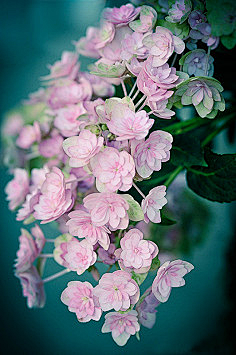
[91,147,135,192]
[54,104,86,137]
[83,192,129,230]
[16,122,41,149]
[102,310,140,346]
[141,185,167,223]
[152,259,194,302]
[38,133,64,158]
[121,32,148,61]
[94,270,140,311]
[63,130,104,168]
[67,210,111,250]
[5,168,29,210]
[42,51,79,81]
[61,281,102,322]
[75,26,100,59]
[102,4,140,26]
[115,228,158,273]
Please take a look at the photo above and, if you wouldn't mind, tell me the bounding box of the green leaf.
[131,271,148,285]
[171,133,204,167]
[206,0,236,36]
[187,148,236,202]
[221,30,236,49]
[159,212,177,226]
[150,256,160,271]
[122,194,144,221]
[158,19,189,39]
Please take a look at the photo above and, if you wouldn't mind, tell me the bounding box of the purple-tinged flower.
[142,186,167,223]
[67,210,111,250]
[15,265,45,308]
[16,122,41,149]
[39,133,64,158]
[116,228,158,273]
[121,32,148,61]
[63,130,104,168]
[94,270,140,311]
[143,26,185,67]
[126,57,144,76]
[61,281,102,322]
[94,21,115,50]
[70,167,95,192]
[188,11,211,41]
[152,259,194,302]
[166,0,192,24]
[75,27,100,59]
[129,5,157,33]
[54,104,86,137]
[2,113,23,136]
[83,73,115,98]
[83,192,129,230]
[133,130,173,178]
[15,225,45,273]
[41,51,79,81]
[90,147,135,192]
[102,4,140,26]
[102,310,140,346]
[148,98,175,119]
[136,288,160,329]
[5,168,29,210]
[98,243,116,265]
[181,49,214,77]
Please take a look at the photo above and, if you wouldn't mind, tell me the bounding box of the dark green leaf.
[171,133,204,167]
[160,211,177,225]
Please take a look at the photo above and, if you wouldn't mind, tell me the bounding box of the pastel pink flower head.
[83,192,129,230]
[16,190,40,222]
[94,21,115,50]
[126,57,144,76]
[143,26,185,67]
[129,5,157,33]
[58,239,96,275]
[15,265,45,308]
[75,27,100,59]
[98,243,116,265]
[152,259,194,302]
[148,98,175,119]
[136,288,160,329]
[121,32,148,61]
[107,105,154,141]
[102,310,140,346]
[2,113,24,136]
[16,121,41,149]
[91,147,135,192]
[133,130,173,178]
[42,51,79,81]
[15,225,45,273]
[63,130,104,168]
[141,185,167,223]
[39,133,64,158]
[70,167,95,192]
[67,210,111,250]
[61,281,102,322]
[83,73,115,98]
[5,168,29,210]
[94,270,140,311]
[116,228,158,273]
[54,103,86,137]
[102,4,140,26]
[33,167,73,223]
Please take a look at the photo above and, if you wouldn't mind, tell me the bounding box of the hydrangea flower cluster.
[4,0,232,347]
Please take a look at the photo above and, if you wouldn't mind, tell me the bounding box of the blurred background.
[0,0,235,354]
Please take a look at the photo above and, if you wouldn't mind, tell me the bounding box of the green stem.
[142,172,173,186]
[201,115,235,147]
[164,166,183,187]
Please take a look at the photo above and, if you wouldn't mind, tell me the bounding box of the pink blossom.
[39,133,64,158]
[141,186,167,223]
[136,288,160,329]
[42,51,79,81]
[31,166,49,189]
[137,69,163,98]
[98,243,116,265]
[54,103,86,137]
[75,27,100,59]
[121,32,148,61]
[16,190,40,221]
[152,259,194,302]
[63,130,104,168]
[116,228,158,273]
[83,192,129,230]
[91,147,135,192]
[67,210,111,250]
[102,310,140,346]
[107,106,154,141]
[33,167,73,223]
[70,167,95,192]
[148,98,175,119]
[16,121,41,149]
[15,225,45,273]
[129,5,157,33]
[94,21,115,50]
[102,4,140,26]
[143,26,185,67]
[61,281,102,322]
[133,130,173,178]
[126,57,143,76]
[56,239,96,275]
[83,73,115,98]
[94,270,140,311]
[5,168,29,210]
[15,266,45,308]
[2,113,23,136]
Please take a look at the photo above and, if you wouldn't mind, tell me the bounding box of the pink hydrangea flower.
[70,167,95,192]
[121,32,148,61]
[136,288,160,329]
[2,113,23,136]
[94,270,140,311]
[107,106,154,141]
[39,133,64,158]
[148,98,175,119]
[67,210,111,250]
[83,192,129,230]
[126,57,144,76]
[33,167,73,223]
[133,130,173,178]
[75,26,100,59]
[141,186,167,223]
[42,51,79,81]
[16,121,41,149]
[103,4,140,26]
[15,225,45,273]
[94,21,115,50]
[63,130,104,168]
[152,259,194,302]
[137,69,164,98]
[54,104,86,137]
[129,5,157,33]
[115,228,158,273]
[5,168,29,210]
[61,281,102,322]
[56,239,97,275]
[102,310,140,346]
[143,26,185,67]
[83,73,115,98]
[98,243,116,265]
[15,265,45,308]
[91,147,135,192]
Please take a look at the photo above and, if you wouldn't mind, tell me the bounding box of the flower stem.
[131,89,140,101]
[135,95,147,110]
[204,46,211,76]
[128,79,137,97]
[132,182,146,199]
[164,166,183,188]
[121,79,127,97]
[65,175,90,185]
[43,268,71,283]
[39,254,54,258]
[171,53,178,67]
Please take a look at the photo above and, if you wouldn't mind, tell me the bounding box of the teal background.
[0,1,235,354]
